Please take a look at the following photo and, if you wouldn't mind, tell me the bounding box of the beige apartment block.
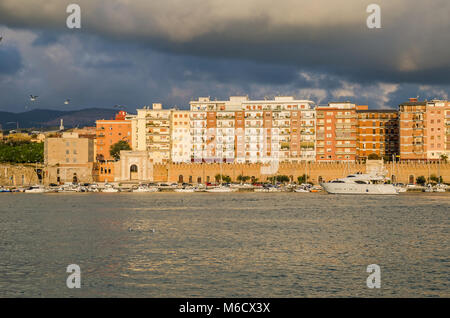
[131,103,172,164]
[171,110,191,163]
[44,132,95,184]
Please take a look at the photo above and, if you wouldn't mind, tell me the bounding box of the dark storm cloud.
[0,46,22,74]
[0,0,448,112]
[0,0,449,85]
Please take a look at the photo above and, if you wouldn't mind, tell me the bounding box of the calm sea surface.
[0,192,448,297]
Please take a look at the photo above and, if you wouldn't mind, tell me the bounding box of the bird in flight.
[64,99,70,105]
[30,95,38,101]
[0,36,3,43]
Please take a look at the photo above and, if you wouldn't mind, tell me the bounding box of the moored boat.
[321,173,397,195]
[24,185,46,193]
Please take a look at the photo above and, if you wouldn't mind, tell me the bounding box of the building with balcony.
[171,110,191,163]
[131,103,175,164]
[95,111,132,182]
[316,102,366,161]
[357,109,399,160]
[189,96,316,163]
[399,98,450,160]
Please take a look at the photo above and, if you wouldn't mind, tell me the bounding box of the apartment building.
[190,96,316,163]
[95,111,132,182]
[131,104,172,164]
[357,109,399,160]
[316,102,365,161]
[96,111,131,161]
[171,110,191,163]
[190,97,242,163]
[399,98,450,160]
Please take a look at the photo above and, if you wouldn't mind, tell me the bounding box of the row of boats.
[1,173,447,194]
[0,182,322,193]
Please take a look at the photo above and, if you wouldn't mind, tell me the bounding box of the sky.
[0,0,449,113]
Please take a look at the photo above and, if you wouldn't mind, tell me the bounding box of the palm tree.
[440,154,448,163]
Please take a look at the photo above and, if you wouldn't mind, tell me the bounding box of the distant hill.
[0,108,119,130]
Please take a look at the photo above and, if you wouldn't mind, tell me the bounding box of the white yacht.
[321,173,398,195]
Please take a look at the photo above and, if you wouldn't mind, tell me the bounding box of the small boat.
[254,186,281,193]
[423,185,434,193]
[174,187,196,193]
[102,184,119,193]
[294,187,310,193]
[205,186,237,193]
[133,186,159,193]
[0,187,11,193]
[24,185,46,193]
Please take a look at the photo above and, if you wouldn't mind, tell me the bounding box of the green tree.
[109,140,131,160]
[276,175,290,183]
[0,142,43,163]
[297,174,308,184]
[440,154,448,163]
[237,175,250,183]
[429,174,443,184]
[368,153,380,160]
[222,175,231,183]
[416,175,426,185]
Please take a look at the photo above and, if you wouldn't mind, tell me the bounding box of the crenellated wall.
[4,161,447,186]
[153,161,450,184]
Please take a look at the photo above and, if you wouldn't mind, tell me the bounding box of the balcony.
[335,136,357,140]
[300,142,315,149]
[336,144,355,148]
[336,151,356,155]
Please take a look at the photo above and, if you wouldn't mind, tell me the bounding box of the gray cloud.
[0,1,449,113]
[0,46,21,74]
[1,0,449,84]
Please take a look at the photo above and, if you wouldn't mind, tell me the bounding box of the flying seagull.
[64,99,70,105]
[30,95,38,102]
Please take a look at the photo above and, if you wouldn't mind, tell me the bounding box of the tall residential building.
[316,102,365,161]
[190,96,316,163]
[131,103,172,164]
[95,111,132,182]
[171,110,191,163]
[399,98,450,160]
[357,109,399,160]
[190,96,243,163]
